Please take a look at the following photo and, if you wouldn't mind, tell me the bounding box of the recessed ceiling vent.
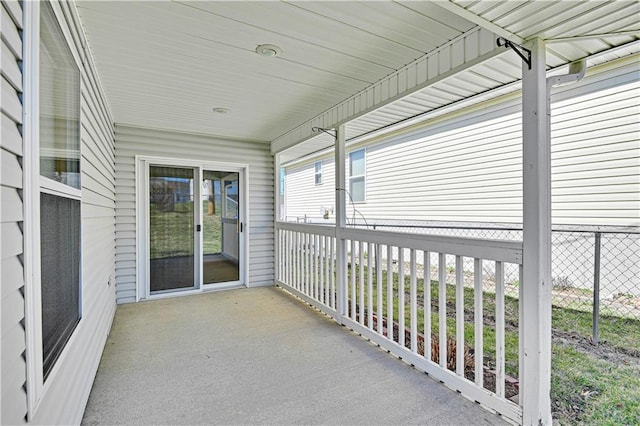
[255,44,282,57]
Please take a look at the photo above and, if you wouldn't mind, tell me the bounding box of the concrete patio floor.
[82,286,508,425]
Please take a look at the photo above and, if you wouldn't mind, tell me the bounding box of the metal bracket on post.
[497,37,532,70]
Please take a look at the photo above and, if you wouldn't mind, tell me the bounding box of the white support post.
[521,37,553,426]
[274,153,281,284]
[335,125,347,323]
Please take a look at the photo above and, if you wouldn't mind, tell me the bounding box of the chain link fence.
[288,216,640,338]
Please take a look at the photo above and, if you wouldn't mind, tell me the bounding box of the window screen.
[40,193,81,379]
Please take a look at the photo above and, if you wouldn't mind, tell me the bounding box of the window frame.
[23,1,84,418]
[348,148,366,203]
[314,161,323,185]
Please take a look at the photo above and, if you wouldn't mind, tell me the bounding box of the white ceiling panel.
[75,1,639,147]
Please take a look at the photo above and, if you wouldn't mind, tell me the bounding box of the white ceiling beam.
[545,30,640,43]
[434,1,525,46]
[271,27,507,154]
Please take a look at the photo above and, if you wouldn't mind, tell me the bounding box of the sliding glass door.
[202,171,240,284]
[145,162,243,297]
[149,166,196,293]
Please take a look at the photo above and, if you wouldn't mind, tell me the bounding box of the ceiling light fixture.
[212,107,231,114]
[255,44,282,57]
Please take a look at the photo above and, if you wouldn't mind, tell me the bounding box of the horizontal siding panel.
[1,112,22,155]
[2,1,23,29]
[1,77,22,123]
[1,255,23,300]
[0,6,22,59]
[1,186,22,223]
[1,319,25,371]
[1,288,24,337]
[1,388,28,426]
[1,40,22,91]
[1,222,22,259]
[1,149,22,189]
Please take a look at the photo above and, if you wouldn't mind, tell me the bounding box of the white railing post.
[335,124,347,324]
[274,153,281,283]
[522,37,552,425]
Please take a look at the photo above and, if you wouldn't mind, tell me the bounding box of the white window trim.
[135,155,250,302]
[348,148,366,203]
[23,1,84,418]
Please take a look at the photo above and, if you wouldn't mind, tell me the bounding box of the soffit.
[332,1,640,155]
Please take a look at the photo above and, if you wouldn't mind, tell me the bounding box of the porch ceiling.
[76,1,639,147]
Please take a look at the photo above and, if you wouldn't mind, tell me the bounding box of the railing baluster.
[376,244,383,335]
[367,242,374,329]
[315,234,320,300]
[495,260,505,398]
[398,248,405,348]
[518,263,523,406]
[330,237,335,309]
[311,234,315,299]
[424,251,431,361]
[304,234,312,296]
[351,239,356,320]
[438,253,447,368]
[292,232,297,289]
[359,241,365,325]
[318,235,323,302]
[387,246,394,342]
[456,255,464,376]
[410,249,417,353]
[474,258,483,387]
[324,235,329,305]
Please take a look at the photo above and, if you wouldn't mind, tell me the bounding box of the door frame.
[135,155,249,301]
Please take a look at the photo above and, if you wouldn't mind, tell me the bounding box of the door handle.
[240,222,243,233]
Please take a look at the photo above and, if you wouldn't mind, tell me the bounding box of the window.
[349,149,365,202]
[314,161,322,185]
[279,167,285,196]
[39,1,82,380]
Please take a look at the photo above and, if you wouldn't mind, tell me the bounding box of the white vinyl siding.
[114,125,274,304]
[22,1,117,424]
[284,64,639,228]
[284,157,335,222]
[1,1,28,423]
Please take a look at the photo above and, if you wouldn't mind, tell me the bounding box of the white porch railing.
[276,221,524,424]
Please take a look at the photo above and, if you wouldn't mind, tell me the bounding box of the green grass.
[552,345,640,425]
[336,263,640,424]
[150,201,221,259]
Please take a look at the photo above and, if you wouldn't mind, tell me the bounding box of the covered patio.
[82,287,506,425]
[2,1,638,425]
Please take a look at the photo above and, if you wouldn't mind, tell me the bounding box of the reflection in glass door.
[149,166,195,293]
[202,171,240,284]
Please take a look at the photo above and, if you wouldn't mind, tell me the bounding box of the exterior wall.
[1,1,117,424]
[284,61,640,228]
[31,2,117,424]
[114,124,274,304]
[285,158,335,222]
[1,1,28,423]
